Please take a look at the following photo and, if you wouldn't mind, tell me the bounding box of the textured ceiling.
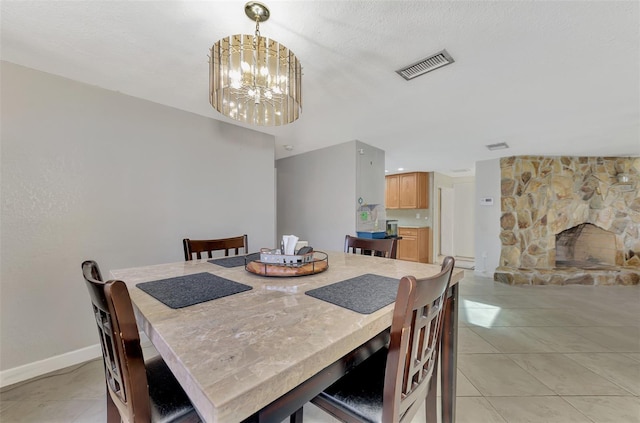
[2,1,639,175]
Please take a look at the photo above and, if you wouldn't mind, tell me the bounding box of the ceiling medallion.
[209,2,302,126]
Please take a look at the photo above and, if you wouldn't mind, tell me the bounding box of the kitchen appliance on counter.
[385,220,398,237]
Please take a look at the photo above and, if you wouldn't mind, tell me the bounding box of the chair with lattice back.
[183,234,248,261]
[81,260,200,423]
[344,235,397,259]
[310,256,455,423]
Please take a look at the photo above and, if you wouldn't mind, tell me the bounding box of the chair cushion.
[315,347,388,423]
[146,356,200,423]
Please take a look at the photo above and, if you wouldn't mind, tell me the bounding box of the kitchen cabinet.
[385,172,429,209]
[397,227,431,263]
[385,174,400,208]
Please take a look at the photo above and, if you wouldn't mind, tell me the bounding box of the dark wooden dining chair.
[183,234,248,261]
[344,234,397,259]
[81,260,201,423]
[310,256,455,423]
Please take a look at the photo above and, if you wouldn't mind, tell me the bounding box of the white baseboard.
[454,258,475,270]
[0,343,102,388]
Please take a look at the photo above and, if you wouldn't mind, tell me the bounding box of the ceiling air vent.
[486,142,510,151]
[396,49,454,81]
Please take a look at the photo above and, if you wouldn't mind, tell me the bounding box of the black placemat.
[208,252,260,268]
[136,272,252,309]
[305,274,399,314]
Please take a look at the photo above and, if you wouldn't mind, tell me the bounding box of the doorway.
[439,182,475,267]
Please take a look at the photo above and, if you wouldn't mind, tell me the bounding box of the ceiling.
[2,1,639,176]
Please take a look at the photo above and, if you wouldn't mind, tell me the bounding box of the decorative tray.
[245,251,329,277]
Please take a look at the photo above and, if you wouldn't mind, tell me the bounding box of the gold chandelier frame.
[209,2,302,126]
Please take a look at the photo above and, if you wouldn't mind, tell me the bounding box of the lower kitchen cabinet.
[397,227,431,263]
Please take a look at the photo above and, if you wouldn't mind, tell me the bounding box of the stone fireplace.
[494,156,640,285]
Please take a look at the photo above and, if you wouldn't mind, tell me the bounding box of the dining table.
[111,251,463,423]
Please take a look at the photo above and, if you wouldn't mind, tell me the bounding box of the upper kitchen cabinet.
[385,174,400,208]
[385,172,429,209]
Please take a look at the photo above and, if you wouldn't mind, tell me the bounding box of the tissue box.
[356,231,386,239]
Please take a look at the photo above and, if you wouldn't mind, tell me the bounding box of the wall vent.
[486,142,510,151]
[395,49,454,81]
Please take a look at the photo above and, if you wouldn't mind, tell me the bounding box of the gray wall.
[0,62,276,375]
[276,141,357,252]
[355,140,385,207]
[474,158,502,276]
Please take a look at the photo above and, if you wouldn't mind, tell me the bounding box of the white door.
[439,187,455,256]
[453,182,475,259]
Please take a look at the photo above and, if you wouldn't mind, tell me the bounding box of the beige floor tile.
[562,396,640,423]
[624,352,640,362]
[470,327,557,353]
[459,307,504,328]
[571,326,640,352]
[458,328,500,353]
[436,368,481,398]
[565,352,640,395]
[460,294,543,309]
[437,369,481,398]
[508,353,630,395]
[497,294,564,309]
[459,285,514,297]
[71,400,105,423]
[487,396,593,423]
[461,308,558,327]
[0,400,96,422]
[0,360,104,402]
[296,404,340,423]
[520,326,613,353]
[460,296,504,308]
[455,397,506,423]
[558,305,640,327]
[456,370,482,397]
[0,401,18,413]
[538,309,608,327]
[457,354,554,396]
[492,309,559,326]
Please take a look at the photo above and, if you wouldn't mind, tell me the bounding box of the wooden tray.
[245,252,328,277]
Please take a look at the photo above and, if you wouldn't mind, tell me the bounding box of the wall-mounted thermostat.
[480,197,494,206]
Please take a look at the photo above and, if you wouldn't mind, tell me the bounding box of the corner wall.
[474,159,502,276]
[276,141,357,252]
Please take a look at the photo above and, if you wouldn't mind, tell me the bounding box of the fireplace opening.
[555,223,619,269]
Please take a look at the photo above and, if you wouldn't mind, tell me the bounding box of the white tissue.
[282,235,299,255]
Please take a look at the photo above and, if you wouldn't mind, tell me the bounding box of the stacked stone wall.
[496,156,640,285]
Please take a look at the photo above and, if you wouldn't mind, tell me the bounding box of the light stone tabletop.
[111,251,463,422]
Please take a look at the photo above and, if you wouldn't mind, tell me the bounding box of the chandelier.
[209,2,302,126]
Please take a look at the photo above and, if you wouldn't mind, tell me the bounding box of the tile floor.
[1,271,639,422]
